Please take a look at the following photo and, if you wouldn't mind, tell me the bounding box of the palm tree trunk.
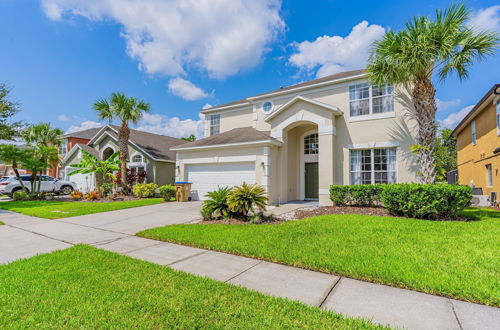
[411,78,437,184]
[12,161,26,191]
[118,120,130,193]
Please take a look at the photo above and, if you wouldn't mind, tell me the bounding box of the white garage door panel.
[186,163,255,200]
[65,168,94,192]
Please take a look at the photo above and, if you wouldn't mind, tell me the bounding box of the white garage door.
[65,168,94,192]
[186,162,255,200]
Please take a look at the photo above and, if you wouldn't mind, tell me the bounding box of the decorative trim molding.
[347,141,400,149]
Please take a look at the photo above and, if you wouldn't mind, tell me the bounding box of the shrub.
[159,185,176,201]
[227,182,268,219]
[132,183,158,198]
[85,190,101,201]
[201,187,232,220]
[329,184,383,207]
[101,183,114,197]
[12,190,30,201]
[70,190,84,200]
[380,183,472,219]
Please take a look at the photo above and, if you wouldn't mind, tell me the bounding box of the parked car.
[0,175,77,196]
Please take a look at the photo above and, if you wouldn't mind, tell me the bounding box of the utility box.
[174,182,192,202]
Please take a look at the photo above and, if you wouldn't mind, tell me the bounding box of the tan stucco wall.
[457,100,500,195]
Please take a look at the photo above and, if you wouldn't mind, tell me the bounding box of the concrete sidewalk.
[1,206,499,330]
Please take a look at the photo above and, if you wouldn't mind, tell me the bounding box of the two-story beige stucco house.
[173,69,419,205]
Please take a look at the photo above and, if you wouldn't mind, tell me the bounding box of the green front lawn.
[0,221,4,225]
[0,198,164,219]
[139,208,500,307]
[0,245,381,329]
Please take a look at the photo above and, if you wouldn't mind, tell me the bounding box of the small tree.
[0,144,29,191]
[68,150,120,192]
[180,134,196,142]
[0,84,24,141]
[434,127,457,182]
[227,182,268,220]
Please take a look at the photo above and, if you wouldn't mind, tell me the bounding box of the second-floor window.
[132,154,143,163]
[59,140,68,156]
[210,114,220,136]
[496,101,500,134]
[349,83,394,117]
[472,120,477,145]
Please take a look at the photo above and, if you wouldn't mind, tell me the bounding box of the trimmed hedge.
[380,184,472,219]
[329,184,383,207]
[132,183,158,198]
[330,183,472,219]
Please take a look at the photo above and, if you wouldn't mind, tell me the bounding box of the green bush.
[12,190,30,201]
[101,183,114,197]
[227,182,268,220]
[159,185,176,201]
[202,187,232,220]
[380,183,472,219]
[132,183,158,198]
[329,184,383,207]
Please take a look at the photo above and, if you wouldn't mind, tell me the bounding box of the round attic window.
[262,101,273,114]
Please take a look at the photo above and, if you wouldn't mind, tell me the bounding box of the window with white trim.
[304,133,318,154]
[59,140,68,156]
[472,120,477,145]
[349,83,394,117]
[262,101,273,114]
[486,164,493,186]
[350,148,397,184]
[496,101,500,134]
[132,154,143,163]
[210,114,220,136]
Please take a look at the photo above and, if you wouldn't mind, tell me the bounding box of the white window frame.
[496,101,500,136]
[304,133,319,155]
[262,101,274,114]
[486,164,493,187]
[59,140,68,157]
[350,147,397,185]
[349,83,395,122]
[472,120,477,145]
[210,114,220,136]
[131,154,143,163]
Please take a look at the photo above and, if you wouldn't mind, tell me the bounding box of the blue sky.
[1,0,499,137]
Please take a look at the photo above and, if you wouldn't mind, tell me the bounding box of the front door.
[305,162,319,199]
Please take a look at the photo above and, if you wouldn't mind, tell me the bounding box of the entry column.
[318,130,335,206]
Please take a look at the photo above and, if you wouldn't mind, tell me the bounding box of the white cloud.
[65,120,103,134]
[57,114,70,122]
[440,105,474,129]
[168,78,209,101]
[202,103,213,109]
[289,21,385,78]
[135,112,204,138]
[42,0,285,79]
[436,98,461,112]
[468,5,500,32]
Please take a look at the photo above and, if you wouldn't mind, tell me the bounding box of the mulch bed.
[292,206,391,219]
[200,214,285,225]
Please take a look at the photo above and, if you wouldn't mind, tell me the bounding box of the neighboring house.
[453,84,500,200]
[173,69,419,205]
[48,127,102,179]
[62,125,185,192]
[1,163,29,177]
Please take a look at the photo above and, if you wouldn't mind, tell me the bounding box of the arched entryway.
[102,147,115,160]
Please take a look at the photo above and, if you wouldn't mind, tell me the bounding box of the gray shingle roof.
[203,69,366,112]
[63,127,102,140]
[75,143,100,159]
[107,125,187,161]
[173,127,278,149]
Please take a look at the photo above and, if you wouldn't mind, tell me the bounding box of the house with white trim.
[173,69,419,205]
[62,125,185,192]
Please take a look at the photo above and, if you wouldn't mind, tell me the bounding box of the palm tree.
[23,123,63,192]
[367,4,498,183]
[93,93,150,193]
[68,150,120,192]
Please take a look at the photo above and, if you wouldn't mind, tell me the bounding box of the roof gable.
[264,96,342,122]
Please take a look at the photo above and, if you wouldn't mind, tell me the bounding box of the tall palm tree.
[93,93,150,192]
[367,4,498,183]
[23,123,63,147]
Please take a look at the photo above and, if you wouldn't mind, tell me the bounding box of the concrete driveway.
[0,201,202,264]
